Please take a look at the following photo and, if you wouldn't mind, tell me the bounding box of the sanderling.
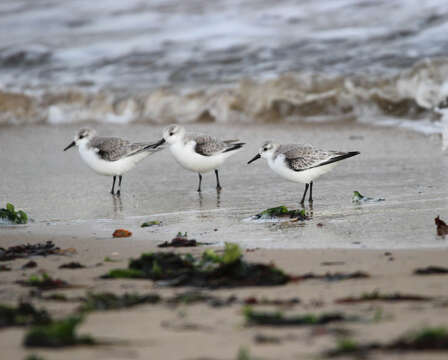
[64,128,163,196]
[248,141,360,203]
[151,125,245,192]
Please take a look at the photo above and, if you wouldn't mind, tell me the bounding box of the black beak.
[150,138,166,148]
[64,141,76,151]
[247,153,261,164]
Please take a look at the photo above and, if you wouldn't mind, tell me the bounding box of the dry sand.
[1,123,448,359]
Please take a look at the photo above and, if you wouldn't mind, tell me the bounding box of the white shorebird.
[248,141,360,203]
[151,125,245,192]
[64,128,163,196]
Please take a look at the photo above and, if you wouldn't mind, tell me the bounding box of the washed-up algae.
[244,307,357,326]
[326,327,448,357]
[0,302,51,328]
[252,206,308,220]
[0,202,28,224]
[0,241,62,261]
[59,262,85,269]
[335,291,432,304]
[79,292,161,312]
[102,243,290,288]
[294,271,369,282]
[24,316,95,348]
[414,266,448,275]
[17,273,71,291]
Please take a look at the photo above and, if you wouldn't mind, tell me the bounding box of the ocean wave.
[1,58,447,133]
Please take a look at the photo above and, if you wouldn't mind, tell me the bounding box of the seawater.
[1,0,448,134]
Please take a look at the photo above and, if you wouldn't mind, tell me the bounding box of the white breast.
[169,141,233,174]
[268,155,338,184]
[78,144,149,176]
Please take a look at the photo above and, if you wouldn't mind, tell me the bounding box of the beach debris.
[17,273,71,291]
[0,241,62,261]
[59,262,85,269]
[244,307,357,327]
[335,291,432,304]
[435,216,448,237]
[22,260,38,269]
[325,326,448,357]
[251,206,309,221]
[103,256,120,263]
[166,291,237,307]
[80,292,161,312]
[157,232,212,248]
[24,316,95,348]
[103,243,291,288]
[352,191,385,204]
[0,202,28,224]
[112,229,132,238]
[141,220,161,228]
[0,264,11,271]
[244,297,300,307]
[414,266,448,275]
[0,302,51,328]
[293,271,369,282]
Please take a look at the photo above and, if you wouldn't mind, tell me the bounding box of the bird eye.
[79,134,85,139]
[169,132,174,136]
[263,147,267,151]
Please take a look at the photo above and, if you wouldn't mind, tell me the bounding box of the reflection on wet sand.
[112,195,123,216]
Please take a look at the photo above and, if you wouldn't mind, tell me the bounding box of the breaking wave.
[1,58,447,134]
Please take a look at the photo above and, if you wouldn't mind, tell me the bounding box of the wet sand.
[1,123,448,359]
[1,122,447,248]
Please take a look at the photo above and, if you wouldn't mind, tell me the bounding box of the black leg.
[309,181,313,202]
[111,176,116,195]
[197,173,202,192]
[116,175,122,196]
[300,183,309,204]
[215,169,222,190]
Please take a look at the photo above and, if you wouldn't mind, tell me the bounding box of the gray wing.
[90,137,160,161]
[279,144,345,171]
[187,133,244,156]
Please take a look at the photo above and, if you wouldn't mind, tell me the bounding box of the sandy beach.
[1,123,448,359]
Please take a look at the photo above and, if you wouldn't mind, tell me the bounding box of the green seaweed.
[336,339,359,352]
[25,355,46,360]
[80,292,161,312]
[103,268,145,279]
[0,302,51,328]
[103,256,119,263]
[102,243,290,288]
[17,273,70,290]
[237,347,252,360]
[244,307,354,326]
[254,206,307,220]
[141,220,161,228]
[393,327,448,350]
[325,326,448,357]
[0,203,28,224]
[24,316,95,348]
[335,290,432,303]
